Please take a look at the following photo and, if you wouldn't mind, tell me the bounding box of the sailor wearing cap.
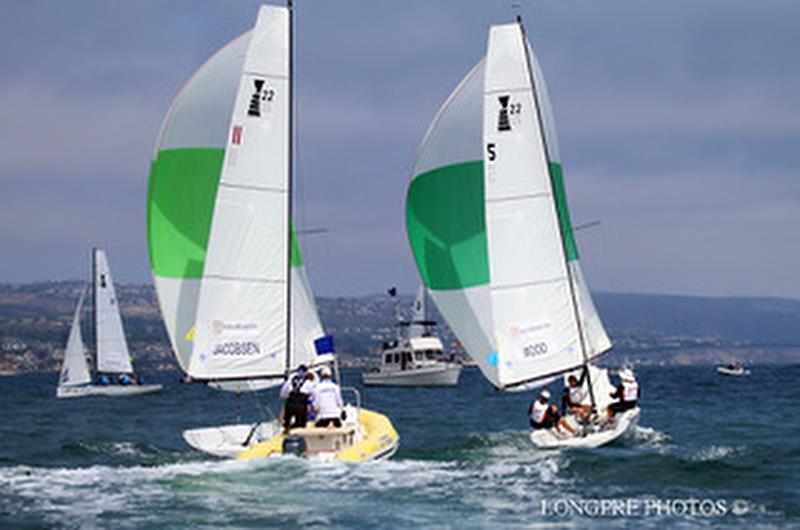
[607,367,639,419]
[311,366,345,428]
[529,388,578,436]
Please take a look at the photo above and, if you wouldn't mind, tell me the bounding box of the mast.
[284,0,295,375]
[91,247,98,375]
[517,17,597,407]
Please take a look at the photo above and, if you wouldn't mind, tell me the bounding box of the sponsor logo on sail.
[248,79,265,117]
[247,78,276,118]
[497,95,512,131]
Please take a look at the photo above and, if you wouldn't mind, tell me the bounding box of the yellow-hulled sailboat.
[147,2,398,461]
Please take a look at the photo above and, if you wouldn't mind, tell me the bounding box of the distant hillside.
[1,281,799,373]
[595,293,800,346]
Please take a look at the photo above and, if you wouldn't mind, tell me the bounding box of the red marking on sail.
[231,125,243,145]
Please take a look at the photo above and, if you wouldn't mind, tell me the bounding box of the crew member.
[311,366,344,428]
[607,368,639,419]
[562,369,592,423]
[529,389,578,436]
[281,365,310,432]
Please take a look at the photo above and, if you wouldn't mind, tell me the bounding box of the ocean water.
[0,365,797,529]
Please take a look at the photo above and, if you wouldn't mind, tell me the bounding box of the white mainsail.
[406,20,610,390]
[59,287,91,387]
[184,6,330,382]
[94,249,134,374]
[483,24,583,386]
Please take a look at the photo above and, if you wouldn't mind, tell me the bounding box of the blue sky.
[0,1,798,298]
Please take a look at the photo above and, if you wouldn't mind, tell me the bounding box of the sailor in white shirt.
[607,368,639,420]
[311,366,344,428]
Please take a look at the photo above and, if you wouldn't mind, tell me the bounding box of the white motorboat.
[147,3,398,462]
[362,286,461,387]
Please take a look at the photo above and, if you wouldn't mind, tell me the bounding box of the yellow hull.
[237,408,399,463]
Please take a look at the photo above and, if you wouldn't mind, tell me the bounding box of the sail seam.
[490,276,567,291]
[203,274,287,284]
[486,86,531,96]
[487,192,549,204]
[219,181,288,193]
[242,71,289,80]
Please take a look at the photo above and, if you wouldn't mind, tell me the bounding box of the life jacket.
[286,376,308,408]
[569,386,587,405]
[622,380,638,402]
[531,400,549,424]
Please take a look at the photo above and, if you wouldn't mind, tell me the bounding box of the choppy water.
[1,365,798,528]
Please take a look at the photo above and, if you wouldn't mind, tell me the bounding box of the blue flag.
[314,335,335,355]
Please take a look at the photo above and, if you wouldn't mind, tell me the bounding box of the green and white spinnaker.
[406,21,610,390]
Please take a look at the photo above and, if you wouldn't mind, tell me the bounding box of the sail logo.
[498,95,512,131]
[100,274,107,288]
[212,340,261,356]
[211,320,259,335]
[247,78,276,118]
[523,342,548,358]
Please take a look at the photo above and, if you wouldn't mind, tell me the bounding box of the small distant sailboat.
[717,363,750,376]
[148,3,398,461]
[405,17,638,448]
[363,286,462,386]
[56,249,162,398]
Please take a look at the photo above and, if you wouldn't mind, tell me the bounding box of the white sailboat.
[148,3,398,461]
[405,17,638,448]
[363,286,462,386]
[56,249,163,398]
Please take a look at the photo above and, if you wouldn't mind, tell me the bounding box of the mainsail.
[406,21,610,390]
[147,5,328,382]
[94,249,134,374]
[59,287,91,387]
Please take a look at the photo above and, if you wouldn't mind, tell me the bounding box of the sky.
[0,0,798,298]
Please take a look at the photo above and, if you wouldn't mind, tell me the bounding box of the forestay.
[94,249,134,374]
[59,287,91,387]
[406,21,610,390]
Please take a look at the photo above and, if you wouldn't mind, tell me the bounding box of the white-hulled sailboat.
[147,3,398,461]
[405,17,639,449]
[56,249,163,398]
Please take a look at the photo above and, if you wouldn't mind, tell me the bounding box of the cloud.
[0,0,798,300]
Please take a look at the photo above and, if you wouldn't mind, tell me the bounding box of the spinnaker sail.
[406,21,610,390]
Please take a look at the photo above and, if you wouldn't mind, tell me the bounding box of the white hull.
[717,367,750,376]
[530,407,640,449]
[56,384,162,398]
[183,422,281,458]
[362,363,462,387]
